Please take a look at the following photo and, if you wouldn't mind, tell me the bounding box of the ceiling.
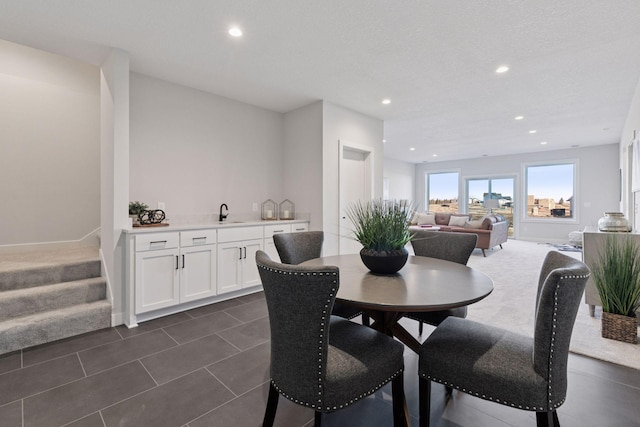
[2,1,640,163]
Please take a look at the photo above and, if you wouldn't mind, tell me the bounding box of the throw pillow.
[464,219,484,229]
[409,211,419,225]
[448,215,468,227]
[417,213,436,225]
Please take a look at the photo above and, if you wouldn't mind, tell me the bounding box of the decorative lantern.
[279,199,295,220]
[261,199,278,220]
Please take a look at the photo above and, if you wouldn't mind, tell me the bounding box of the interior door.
[339,144,372,254]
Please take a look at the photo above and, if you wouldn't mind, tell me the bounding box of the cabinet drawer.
[291,223,309,233]
[264,224,291,238]
[135,232,179,252]
[218,226,263,243]
[180,229,217,247]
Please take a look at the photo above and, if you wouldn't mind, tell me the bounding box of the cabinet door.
[217,242,243,294]
[135,248,180,313]
[242,239,264,287]
[181,244,216,302]
[263,239,280,262]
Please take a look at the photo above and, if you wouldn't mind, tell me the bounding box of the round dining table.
[301,254,494,353]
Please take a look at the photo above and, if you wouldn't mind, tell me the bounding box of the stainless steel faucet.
[219,203,228,222]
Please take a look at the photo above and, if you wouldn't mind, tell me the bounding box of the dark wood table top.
[301,254,494,313]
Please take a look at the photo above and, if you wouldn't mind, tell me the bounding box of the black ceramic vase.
[360,247,408,274]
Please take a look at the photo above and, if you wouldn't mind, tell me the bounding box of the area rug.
[465,239,640,370]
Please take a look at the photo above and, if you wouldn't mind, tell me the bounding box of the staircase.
[0,248,112,354]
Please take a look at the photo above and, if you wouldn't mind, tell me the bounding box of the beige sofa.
[409,212,508,257]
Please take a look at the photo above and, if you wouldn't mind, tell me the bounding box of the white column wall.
[100,49,129,323]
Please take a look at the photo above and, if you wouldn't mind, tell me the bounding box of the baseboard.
[0,228,101,254]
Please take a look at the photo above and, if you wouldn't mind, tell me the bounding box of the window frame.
[425,169,461,213]
[521,159,579,224]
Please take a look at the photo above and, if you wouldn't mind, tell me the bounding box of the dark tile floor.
[1,291,639,427]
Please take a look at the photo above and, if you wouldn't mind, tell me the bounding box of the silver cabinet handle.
[151,240,167,245]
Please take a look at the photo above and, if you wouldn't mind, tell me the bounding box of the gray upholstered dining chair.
[273,231,369,326]
[418,251,590,427]
[256,250,407,427]
[409,230,478,334]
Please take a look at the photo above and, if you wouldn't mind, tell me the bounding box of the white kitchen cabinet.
[263,224,291,262]
[263,223,310,261]
[125,221,309,325]
[217,226,264,294]
[135,233,181,313]
[135,230,216,314]
[180,230,217,303]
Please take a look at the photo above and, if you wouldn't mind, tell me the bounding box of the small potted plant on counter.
[592,236,640,343]
[129,201,149,226]
[346,199,414,274]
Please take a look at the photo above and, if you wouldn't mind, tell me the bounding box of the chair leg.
[445,386,453,396]
[419,377,431,427]
[362,313,370,327]
[262,383,279,427]
[314,411,323,426]
[391,374,407,427]
[499,244,503,249]
[535,410,559,427]
[418,320,424,335]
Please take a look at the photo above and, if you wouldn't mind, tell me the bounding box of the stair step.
[0,259,101,291]
[0,277,107,322]
[0,301,112,354]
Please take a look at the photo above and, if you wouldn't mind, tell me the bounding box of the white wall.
[130,73,285,220]
[283,101,323,230]
[383,157,415,203]
[322,102,384,255]
[415,144,619,242]
[0,40,100,246]
[620,74,640,228]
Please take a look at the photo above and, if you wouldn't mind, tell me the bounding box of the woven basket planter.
[601,312,638,344]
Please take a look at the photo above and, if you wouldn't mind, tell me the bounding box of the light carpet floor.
[465,239,640,370]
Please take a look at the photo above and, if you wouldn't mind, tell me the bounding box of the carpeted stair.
[0,257,111,354]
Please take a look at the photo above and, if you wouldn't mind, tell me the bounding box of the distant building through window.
[525,162,575,219]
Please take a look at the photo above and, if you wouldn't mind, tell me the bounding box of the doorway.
[339,141,373,254]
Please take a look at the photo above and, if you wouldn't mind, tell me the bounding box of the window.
[426,172,459,213]
[466,177,515,236]
[524,162,575,219]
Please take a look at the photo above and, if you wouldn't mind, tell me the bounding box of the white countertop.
[124,219,309,234]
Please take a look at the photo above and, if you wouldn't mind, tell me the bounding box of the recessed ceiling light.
[514,116,524,120]
[496,65,509,73]
[382,139,386,143]
[382,99,391,105]
[432,154,438,157]
[228,26,243,37]
[409,147,416,151]
[529,130,537,134]
[540,141,548,145]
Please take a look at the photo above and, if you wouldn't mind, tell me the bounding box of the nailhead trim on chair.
[420,272,589,412]
[259,263,404,412]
